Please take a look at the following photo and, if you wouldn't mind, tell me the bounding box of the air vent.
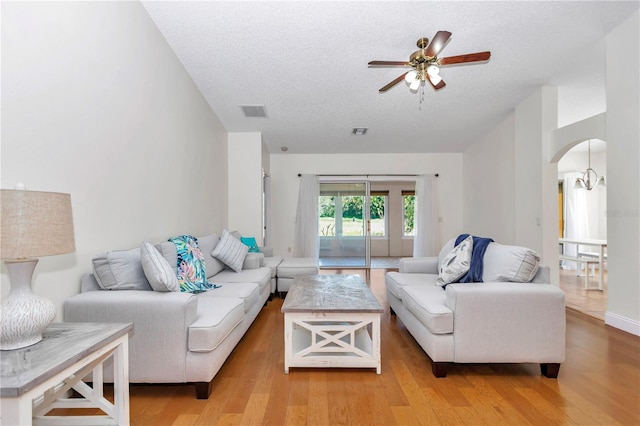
[240,105,268,118]
[351,128,368,136]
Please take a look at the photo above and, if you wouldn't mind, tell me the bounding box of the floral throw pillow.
[437,235,473,287]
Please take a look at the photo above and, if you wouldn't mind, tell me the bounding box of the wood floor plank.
[66,268,639,425]
[284,406,308,426]
[306,371,329,426]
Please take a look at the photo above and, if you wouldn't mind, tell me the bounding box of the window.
[318,191,387,237]
[370,192,387,237]
[403,191,415,236]
[318,196,336,236]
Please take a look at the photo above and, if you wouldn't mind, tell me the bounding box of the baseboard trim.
[605,311,640,336]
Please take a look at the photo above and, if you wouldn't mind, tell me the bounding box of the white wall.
[1,2,228,319]
[463,113,516,244]
[604,10,640,334]
[228,132,263,239]
[269,153,463,259]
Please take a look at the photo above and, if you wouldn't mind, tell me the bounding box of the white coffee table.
[281,274,384,374]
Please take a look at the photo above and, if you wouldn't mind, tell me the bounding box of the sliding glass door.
[318,181,370,268]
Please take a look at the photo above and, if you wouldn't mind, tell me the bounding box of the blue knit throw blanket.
[455,234,494,283]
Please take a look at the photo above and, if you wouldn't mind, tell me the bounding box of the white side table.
[1,322,133,425]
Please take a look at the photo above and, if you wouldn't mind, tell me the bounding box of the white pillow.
[482,243,540,282]
[211,229,249,273]
[437,235,473,287]
[140,242,179,292]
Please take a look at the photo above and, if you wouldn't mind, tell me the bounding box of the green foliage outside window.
[404,195,415,235]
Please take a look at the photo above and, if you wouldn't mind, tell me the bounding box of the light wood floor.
[559,268,608,320]
[60,269,639,425]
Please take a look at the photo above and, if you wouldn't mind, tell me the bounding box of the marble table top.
[281,274,383,313]
[0,322,133,397]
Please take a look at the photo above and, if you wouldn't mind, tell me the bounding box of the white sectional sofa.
[385,237,566,378]
[64,231,274,399]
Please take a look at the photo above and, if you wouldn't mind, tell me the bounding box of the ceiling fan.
[368,31,491,93]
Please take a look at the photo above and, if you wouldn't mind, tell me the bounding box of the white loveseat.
[385,238,566,378]
[64,231,274,399]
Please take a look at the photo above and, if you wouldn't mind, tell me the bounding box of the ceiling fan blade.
[368,61,410,66]
[427,74,446,90]
[439,51,491,66]
[379,72,409,92]
[424,31,452,57]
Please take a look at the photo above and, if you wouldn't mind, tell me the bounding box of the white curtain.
[562,172,590,269]
[293,174,319,258]
[413,174,440,257]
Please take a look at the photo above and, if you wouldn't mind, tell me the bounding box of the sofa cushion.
[196,234,226,278]
[482,243,540,282]
[188,296,244,352]
[437,235,473,286]
[243,252,264,269]
[92,248,152,291]
[198,282,259,314]
[155,241,177,272]
[214,267,272,294]
[401,285,453,335]
[211,229,249,273]
[140,242,179,292]
[385,271,438,299]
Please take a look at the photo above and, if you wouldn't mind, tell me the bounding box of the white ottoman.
[277,258,319,296]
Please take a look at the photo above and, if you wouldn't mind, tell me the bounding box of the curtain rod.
[297,173,439,177]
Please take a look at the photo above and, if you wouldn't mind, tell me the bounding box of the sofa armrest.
[64,289,198,382]
[445,283,565,363]
[399,257,439,274]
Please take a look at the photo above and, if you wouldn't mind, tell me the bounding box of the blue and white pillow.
[437,235,473,287]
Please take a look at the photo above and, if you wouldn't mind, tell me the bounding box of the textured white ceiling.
[142,1,639,155]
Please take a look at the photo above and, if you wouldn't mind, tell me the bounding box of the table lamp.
[1,187,75,350]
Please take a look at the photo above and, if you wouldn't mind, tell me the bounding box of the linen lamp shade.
[1,189,75,259]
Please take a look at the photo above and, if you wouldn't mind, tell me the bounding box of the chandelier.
[575,140,605,190]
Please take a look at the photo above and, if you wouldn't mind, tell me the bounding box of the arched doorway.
[548,114,608,320]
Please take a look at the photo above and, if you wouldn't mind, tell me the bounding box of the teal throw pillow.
[241,236,260,253]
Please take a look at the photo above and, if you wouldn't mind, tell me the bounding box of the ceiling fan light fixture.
[426,65,439,77]
[404,70,418,83]
[409,78,421,91]
[429,74,443,86]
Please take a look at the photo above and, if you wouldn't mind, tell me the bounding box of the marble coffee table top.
[281,274,383,313]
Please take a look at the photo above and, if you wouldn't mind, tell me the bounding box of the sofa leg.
[269,293,274,301]
[432,362,448,378]
[195,381,212,399]
[540,363,560,378]
[389,306,396,316]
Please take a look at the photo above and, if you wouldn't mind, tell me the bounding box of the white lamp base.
[1,259,57,350]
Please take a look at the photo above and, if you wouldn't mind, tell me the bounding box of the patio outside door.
[318,181,370,268]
